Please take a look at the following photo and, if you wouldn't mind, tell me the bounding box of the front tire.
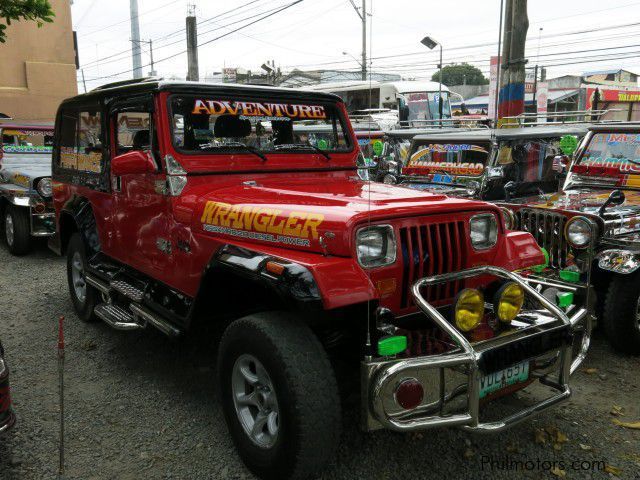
[66,233,99,322]
[4,205,31,256]
[603,272,640,355]
[218,312,341,480]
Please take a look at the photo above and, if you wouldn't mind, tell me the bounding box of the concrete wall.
[448,84,489,100]
[0,0,77,123]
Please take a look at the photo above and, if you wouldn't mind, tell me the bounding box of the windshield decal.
[200,201,324,247]
[578,133,640,176]
[406,144,486,176]
[192,100,327,120]
[2,145,52,154]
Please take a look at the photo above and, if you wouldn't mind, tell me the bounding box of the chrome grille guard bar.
[363,266,591,433]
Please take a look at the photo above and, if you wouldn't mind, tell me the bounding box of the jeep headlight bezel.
[36,177,53,198]
[565,216,595,249]
[356,225,397,268]
[469,213,498,250]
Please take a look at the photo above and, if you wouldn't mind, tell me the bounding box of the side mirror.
[598,189,626,217]
[553,155,569,173]
[111,150,156,176]
[503,180,518,201]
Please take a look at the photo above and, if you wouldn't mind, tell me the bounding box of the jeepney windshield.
[405,141,490,177]
[1,128,54,154]
[577,132,640,175]
[404,92,451,123]
[169,95,351,155]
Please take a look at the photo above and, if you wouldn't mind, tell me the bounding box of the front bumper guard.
[362,266,590,433]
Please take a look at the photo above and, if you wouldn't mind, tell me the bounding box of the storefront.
[585,87,640,121]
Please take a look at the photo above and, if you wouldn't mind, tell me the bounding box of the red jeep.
[51,79,588,480]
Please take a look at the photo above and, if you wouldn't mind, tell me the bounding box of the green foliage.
[0,0,55,43]
[431,63,489,86]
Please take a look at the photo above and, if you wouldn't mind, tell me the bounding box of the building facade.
[0,0,77,123]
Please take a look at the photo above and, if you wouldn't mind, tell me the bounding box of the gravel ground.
[0,242,639,480]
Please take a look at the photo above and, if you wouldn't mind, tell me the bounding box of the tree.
[0,0,55,43]
[431,63,489,86]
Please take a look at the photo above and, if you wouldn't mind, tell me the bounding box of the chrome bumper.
[361,266,591,433]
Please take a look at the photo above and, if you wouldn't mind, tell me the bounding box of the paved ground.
[0,242,639,479]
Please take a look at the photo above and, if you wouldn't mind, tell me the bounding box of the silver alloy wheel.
[231,353,280,449]
[71,251,87,304]
[5,213,14,246]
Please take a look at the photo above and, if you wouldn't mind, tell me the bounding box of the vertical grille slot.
[514,209,568,269]
[399,220,466,309]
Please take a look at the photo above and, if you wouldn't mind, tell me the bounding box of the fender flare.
[203,243,377,312]
[57,196,101,256]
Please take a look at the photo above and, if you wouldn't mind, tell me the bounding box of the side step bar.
[95,304,143,331]
[87,273,182,338]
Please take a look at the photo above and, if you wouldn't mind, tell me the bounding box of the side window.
[77,111,103,173]
[58,110,79,170]
[116,112,152,155]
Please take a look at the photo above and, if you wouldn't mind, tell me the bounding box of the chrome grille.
[399,221,467,308]
[514,209,568,269]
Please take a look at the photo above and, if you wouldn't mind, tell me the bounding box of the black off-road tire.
[603,272,640,355]
[217,312,341,480]
[67,233,99,322]
[4,205,31,256]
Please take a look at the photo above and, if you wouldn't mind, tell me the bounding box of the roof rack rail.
[91,76,162,92]
[499,109,626,127]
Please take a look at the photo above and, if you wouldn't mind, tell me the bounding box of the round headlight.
[454,288,484,332]
[499,207,515,230]
[36,177,52,197]
[494,282,524,323]
[565,216,593,249]
[382,174,397,184]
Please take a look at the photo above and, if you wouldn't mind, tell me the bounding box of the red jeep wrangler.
[51,79,588,480]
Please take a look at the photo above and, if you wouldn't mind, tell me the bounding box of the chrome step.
[94,303,143,331]
[110,280,144,302]
[130,303,182,338]
[85,274,110,295]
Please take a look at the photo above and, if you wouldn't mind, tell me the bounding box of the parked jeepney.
[0,124,55,255]
[501,124,640,354]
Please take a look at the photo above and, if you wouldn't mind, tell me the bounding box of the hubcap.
[231,354,280,449]
[71,251,87,303]
[5,213,14,246]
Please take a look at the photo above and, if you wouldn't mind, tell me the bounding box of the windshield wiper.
[200,142,267,162]
[273,143,331,160]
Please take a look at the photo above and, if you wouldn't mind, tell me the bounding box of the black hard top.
[60,78,342,105]
[412,124,591,143]
[589,122,640,133]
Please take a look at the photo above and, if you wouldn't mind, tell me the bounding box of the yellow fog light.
[494,282,525,323]
[454,289,484,332]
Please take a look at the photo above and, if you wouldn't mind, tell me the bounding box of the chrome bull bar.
[362,266,591,433]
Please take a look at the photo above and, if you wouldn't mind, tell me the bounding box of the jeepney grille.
[514,209,568,269]
[399,221,467,309]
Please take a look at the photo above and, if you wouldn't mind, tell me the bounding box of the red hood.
[186,175,497,256]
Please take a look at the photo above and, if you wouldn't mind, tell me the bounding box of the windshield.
[405,141,490,178]
[1,128,53,154]
[404,92,451,122]
[577,133,640,174]
[169,96,351,155]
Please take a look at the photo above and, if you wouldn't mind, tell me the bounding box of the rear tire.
[67,233,99,322]
[603,272,640,355]
[4,205,31,256]
[217,312,341,480]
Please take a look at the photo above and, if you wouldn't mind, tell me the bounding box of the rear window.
[1,128,53,154]
[169,95,351,155]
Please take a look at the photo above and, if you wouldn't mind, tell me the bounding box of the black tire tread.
[5,205,31,256]
[66,233,99,323]
[218,312,341,480]
[603,273,640,355]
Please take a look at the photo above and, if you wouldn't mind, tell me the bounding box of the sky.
[71,0,640,90]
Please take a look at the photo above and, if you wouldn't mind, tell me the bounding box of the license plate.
[479,361,529,399]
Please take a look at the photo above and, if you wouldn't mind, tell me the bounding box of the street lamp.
[421,35,443,126]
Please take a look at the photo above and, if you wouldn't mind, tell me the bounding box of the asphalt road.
[0,242,639,479]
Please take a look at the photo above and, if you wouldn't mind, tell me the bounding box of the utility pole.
[348,0,367,80]
[129,0,143,79]
[498,0,529,127]
[186,4,199,82]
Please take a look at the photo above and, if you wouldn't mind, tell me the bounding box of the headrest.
[214,115,251,138]
[132,129,150,149]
